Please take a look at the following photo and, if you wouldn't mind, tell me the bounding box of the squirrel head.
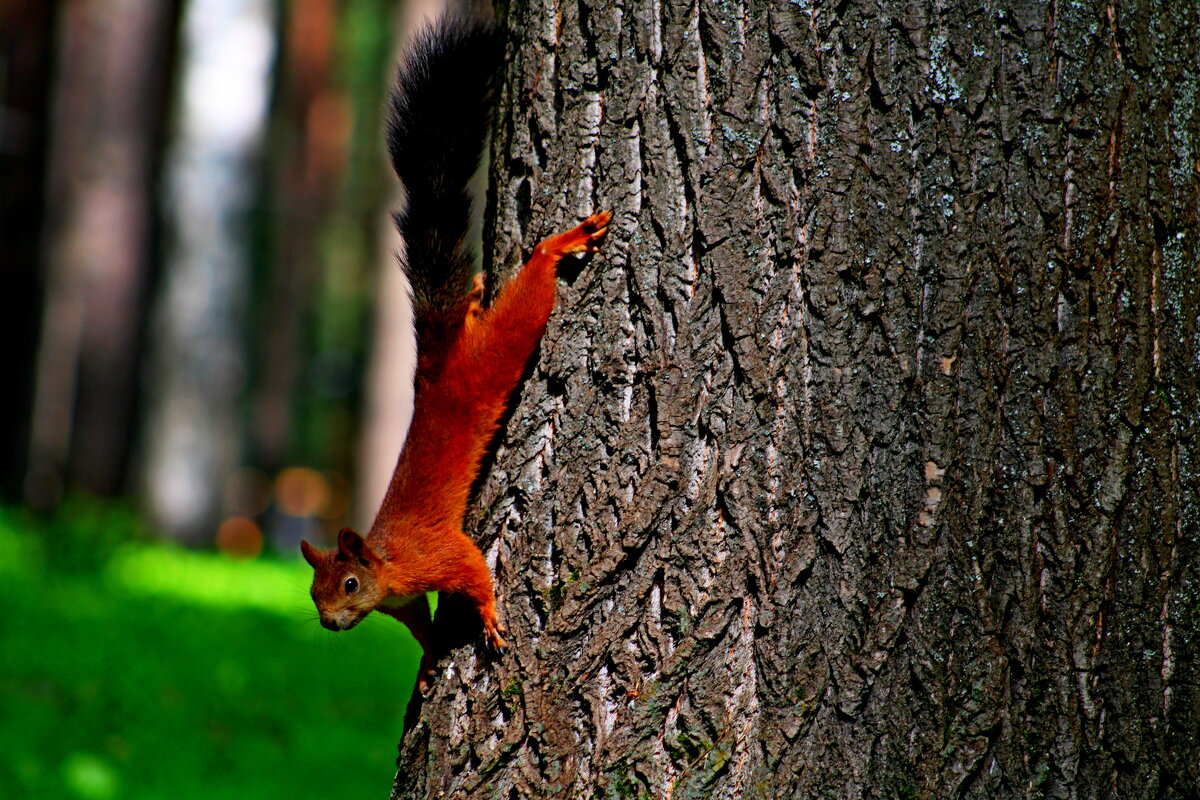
[300,529,385,631]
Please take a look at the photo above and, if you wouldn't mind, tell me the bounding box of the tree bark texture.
[393,1,1198,798]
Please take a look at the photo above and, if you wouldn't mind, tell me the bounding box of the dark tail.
[387,11,501,318]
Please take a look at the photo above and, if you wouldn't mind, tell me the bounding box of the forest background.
[2,0,1198,798]
[1,1,427,798]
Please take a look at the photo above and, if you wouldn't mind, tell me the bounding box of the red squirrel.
[300,11,609,692]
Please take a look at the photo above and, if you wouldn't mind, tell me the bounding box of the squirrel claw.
[581,209,612,233]
[578,210,612,252]
[416,657,437,696]
[484,621,509,652]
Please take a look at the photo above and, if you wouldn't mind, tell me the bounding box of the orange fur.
[302,211,610,692]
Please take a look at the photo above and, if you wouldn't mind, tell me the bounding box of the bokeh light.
[273,467,330,518]
[215,515,262,560]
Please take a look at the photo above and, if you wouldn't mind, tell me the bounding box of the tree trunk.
[0,0,57,499]
[393,1,1199,797]
[25,0,179,504]
[251,0,342,473]
[140,0,274,541]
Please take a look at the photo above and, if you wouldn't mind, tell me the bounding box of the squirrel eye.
[344,577,359,594]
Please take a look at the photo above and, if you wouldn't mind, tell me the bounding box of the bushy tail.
[387,11,501,317]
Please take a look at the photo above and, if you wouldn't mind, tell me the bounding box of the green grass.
[0,511,421,800]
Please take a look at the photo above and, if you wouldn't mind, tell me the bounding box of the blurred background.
[0,0,442,796]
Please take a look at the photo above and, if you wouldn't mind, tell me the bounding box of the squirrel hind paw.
[547,211,612,257]
[581,209,612,235]
[574,210,612,253]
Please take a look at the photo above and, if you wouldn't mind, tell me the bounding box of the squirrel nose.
[319,617,340,631]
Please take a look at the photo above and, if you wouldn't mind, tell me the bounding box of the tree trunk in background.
[0,0,57,499]
[356,206,416,529]
[25,0,179,505]
[140,0,275,542]
[251,0,342,472]
[394,1,1198,798]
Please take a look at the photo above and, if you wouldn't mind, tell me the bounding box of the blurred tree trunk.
[0,0,57,499]
[25,0,179,505]
[251,0,342,473]
[357,214,415,529]
[140,0,274,542]
[393,1,1198,798]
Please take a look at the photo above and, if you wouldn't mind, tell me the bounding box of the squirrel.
[299,10,610,693]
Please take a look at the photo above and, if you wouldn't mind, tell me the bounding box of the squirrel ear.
[300,540,321,568]
[337,528,374,566]
[337,528,363,554]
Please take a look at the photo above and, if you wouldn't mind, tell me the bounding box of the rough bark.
[393,1,1199,798]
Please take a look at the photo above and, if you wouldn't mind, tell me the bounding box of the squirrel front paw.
[482,616,508,652]
[417,654,438,696]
